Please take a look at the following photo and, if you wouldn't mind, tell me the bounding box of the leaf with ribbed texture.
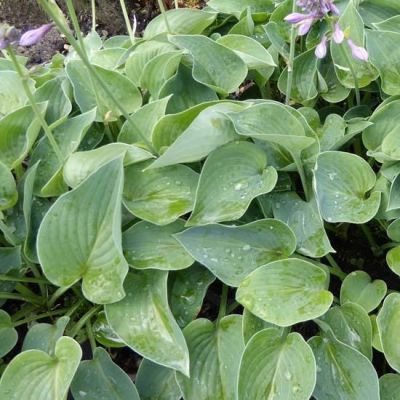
[340,271,387,313]
[168,264,215,328]
[238,328,316,400]
[30,109,96,197]
[71,347,140,400]
[169,35,248,96]
[207,0,274,19]
[380,374,400,400]
[176,219,295,286]
[176,316,244,400]
[144,9,217,39]
[242,309,281,345]
[314,151,380,224]
[0,161,17,211]
[0,336,81,400]
[150,102,245,168]
[237,258,332,327]
[0,310,18,358]
[187,141,277,226]
[377,293,400,372]
[63,143,153,188]
[309,334,379,400]
[136,359,182,400]
[123,161,199,225]
[66,60,142,122]
[105,271,189,375]
[37,157,128,304]
[320,303,372,359]
[123,220,194,270]
[0,104,45,169]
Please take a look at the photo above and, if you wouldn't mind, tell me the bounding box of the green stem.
[294,156,310,201]
[66,299,85,318]
[0,292,45,306]
[0,274,48,284]
[338,44,361,106]
[13,308,69,327]
[360,224,382,256]
[285,0,297,105]
[7,46,63,162]
[381,242,399,250]
[325,254,347,281]
[40,0,155,152]
[14,164,25,181]
[15,283,44,303]
[28,262,47,298]
[86,321,97,354]
[91,0,96,31]
[48,286,70,308]
[70,306,101,338]
[226,301,240,314]
[119,0,135,43]
[157,0,172,34]
[217,285,228,322]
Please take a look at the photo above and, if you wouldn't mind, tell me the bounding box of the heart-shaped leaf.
[176,219,296,286]
[123,220,194,270]
[0,336,81,400]
[387,245,400,276]
[176,316,244,400]
[0,310,17,358]
[37,157,128,304]
[238,328,316,400]
[237,258,333,327]
[187,141,277,226]
[314,151,381,224]
[71,347,140,400]
[105,271,189,375]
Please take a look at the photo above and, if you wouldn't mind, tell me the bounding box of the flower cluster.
[285,0,369,61]
[0,23,54,50]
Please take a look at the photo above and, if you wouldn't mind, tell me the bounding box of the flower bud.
[333,23,344,44]
[284,13,310,24]
[315,36,328,59]
[347,39,369,62]
[19,23,54,46]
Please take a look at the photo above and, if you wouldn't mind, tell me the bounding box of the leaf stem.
[91,0,96,31]
[175,0,179,8]
[6,46,64,163]
[0,274,49,284]
[0,292,45,306]
[338,44,361,106]
[285,0,297,105]
[359,224,382,256]
[28,262,47,298]
[325,254,347,281]
[86,321,97,354]
[70,305,102,338]
[217,285,229,322]
[119,0,135,44]
[48,286,71,308]
[13,308,69,327]
[157,0,172,34]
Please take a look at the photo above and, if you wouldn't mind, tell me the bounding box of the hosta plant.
[1,0,400,398]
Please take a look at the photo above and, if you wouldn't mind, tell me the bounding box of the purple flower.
[19,23,54,47]
[332,23,344,44]
[0,25,20,49]
[347,39,369,62]
[298,17,315,36]
[284,12,310,24]
[315,35,328,58]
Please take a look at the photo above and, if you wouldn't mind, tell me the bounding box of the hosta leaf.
[168,264,215,328]
[366,30,400,96]
[242,308,281,345]
[387,245,400,276]
[71,347,140,400]
[216,35,276,69]
[0,247,21,306]
[0,104,45,169]
[388,174,400,211]
[0,71,34,116]
[122,220,194,270]
[330,2,378,88]
[207,0,274,19]
[238,328,316,400]
[314,151,380,224]
[176,219,296,286]
[373,15,400,33]
[92,311,125,348]
[0,161,17,211]
[359,0,400,26]
[380,374,400,400]
[63,143,153,188]
[105,271,189,375]
[270,192,333,258]
[340,270,387,313]
[118,96,171,145]
[0,310,17,358]
[377,293,400,372]
[176,316,244,400]
[30,109,96,197]
[320,303,372,359]
[90,48,126,70]
[66,60,142,121]
[0,336,81,400]
[150,102,245,168]
[136,359,181,400]
[143,9,217,39]
[22,317,69,354]
[237,258,333,327]
[309,334,379,400]
[123,161,199,225]
[187,141,277,226]
[37,157,128,304]
[168,35,248,96]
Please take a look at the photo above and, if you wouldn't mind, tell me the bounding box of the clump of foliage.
[0,0,400,398]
